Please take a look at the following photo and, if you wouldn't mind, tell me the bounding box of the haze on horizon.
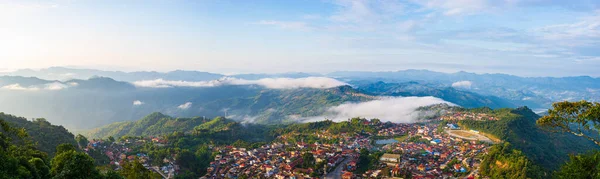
[2,0,600,77]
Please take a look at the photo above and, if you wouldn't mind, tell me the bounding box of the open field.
[446,130,495,144]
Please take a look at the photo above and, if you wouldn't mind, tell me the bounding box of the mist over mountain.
[332,70,600,109]
[1,67,599,130]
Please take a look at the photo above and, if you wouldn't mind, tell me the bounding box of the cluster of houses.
[204,121,490,179]
[375,124,488,179]
[83,114,494,179]
[84,137,178,178]
[203,138,368,178]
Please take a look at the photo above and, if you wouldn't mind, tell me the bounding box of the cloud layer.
[133,100,144,106]
[1,82,69,91]
[133,77,347,89]
[451,81,473,88]
[178,102,192,110]
[304,96,454,123]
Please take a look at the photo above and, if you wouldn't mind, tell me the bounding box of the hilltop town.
[81,113,495,179]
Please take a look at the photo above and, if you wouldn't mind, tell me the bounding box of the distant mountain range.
[1,67,599,130]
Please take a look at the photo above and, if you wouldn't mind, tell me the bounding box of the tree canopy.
[537,100,600,145]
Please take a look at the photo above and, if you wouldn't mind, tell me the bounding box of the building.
[447,124,460,130]
[342,171,353,179]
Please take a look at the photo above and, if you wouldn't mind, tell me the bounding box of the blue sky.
[1,0,600,77]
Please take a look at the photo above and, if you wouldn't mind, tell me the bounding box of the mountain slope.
[332,70,600,109]
[190,85,375,124]
[0,112,76,156]
[356,81,515,108]
[457,107,599,169]
[86,112,211,139]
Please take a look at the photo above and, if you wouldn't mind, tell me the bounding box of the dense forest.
[0,113,77,156]
[457,107,598,169]
[86,112,211,139]
[479,142,545,178]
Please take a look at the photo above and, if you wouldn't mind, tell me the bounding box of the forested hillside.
[0,113,76,156]
[457,107,598,169]
[356,81,515,108]
[86,112,211,139]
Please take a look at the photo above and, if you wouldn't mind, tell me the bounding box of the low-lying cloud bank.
[1,82,70,91]
[178,102,193,110]
[133,77,347,89]
[451,81,472,88]
[133,100,144,106]
[303,96,454,123]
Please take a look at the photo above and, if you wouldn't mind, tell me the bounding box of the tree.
[119,158,160,179]
[76,134,89,149]
[56,143,77,155]
[107,136,115,143]
[51,149,102,179]
[537,100,600,145]
[554,151,600,178]
[0,118,46,179]
[29,157,50,178]
[51,143,106,179]
[302,152,316,169]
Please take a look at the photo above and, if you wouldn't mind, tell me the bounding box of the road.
[324,157,350,179]
[150,166,169,179]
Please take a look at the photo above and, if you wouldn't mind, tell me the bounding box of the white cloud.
[304,96,454,123]
[133,78,225,88]
[45,82,68,90]
[133,77,348,89]
[451,81,472,88]
[133,100,144,106]
[1,82,69,91]
[1,84,40,91]
[533,11,600,45]
[178,102,192,110]
[241,77,347,89]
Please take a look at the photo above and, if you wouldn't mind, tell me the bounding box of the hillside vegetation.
[457,107,598,169]
[0,112,76,156]
[86,112,211,139]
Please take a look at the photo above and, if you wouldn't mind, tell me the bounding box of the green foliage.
[50,148,102,179]
[355,148,384,174]
[274,117,376,135]
[1,118,50,179]
[302,152,316,168]
[479,142,545,179]
[56,144,76,155]
[0,113,77,156]
[119,158,160,179]
[554,151,600,178]
[86,112,209,139]
[537,100,600,145]
[458,107,598,169]
[75,134,88,149]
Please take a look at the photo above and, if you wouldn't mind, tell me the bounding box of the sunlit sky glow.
[1,0,600,76]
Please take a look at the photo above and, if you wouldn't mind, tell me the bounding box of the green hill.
[192,85,374,124]
[85,112,213,139]
[457,107,598,169]
[0,112,76,156]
